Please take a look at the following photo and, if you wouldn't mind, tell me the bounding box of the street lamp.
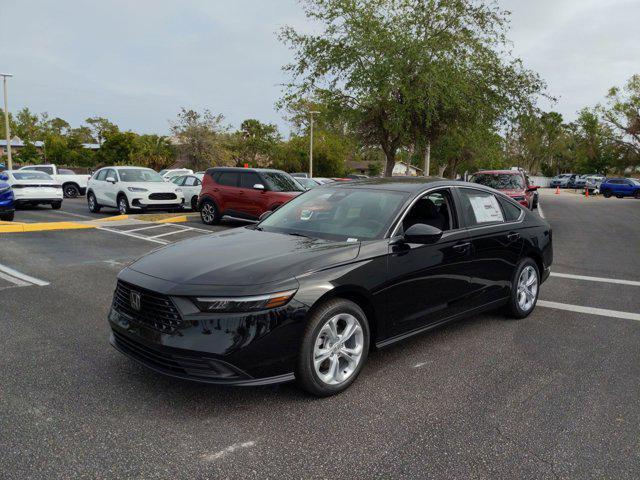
[308,110,320,178]
[1,73,13,170]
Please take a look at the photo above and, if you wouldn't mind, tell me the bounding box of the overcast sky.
[1,0,638,136]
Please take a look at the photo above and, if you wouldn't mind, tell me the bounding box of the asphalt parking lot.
[1,189,639,479]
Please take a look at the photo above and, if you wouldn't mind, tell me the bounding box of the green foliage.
[232,119,281,166]
[85,117,118,145]
[272,130,350,177]
[367,162,382,177]
[279,0,544,176]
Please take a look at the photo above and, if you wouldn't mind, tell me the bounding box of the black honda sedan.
[109,177,552,396]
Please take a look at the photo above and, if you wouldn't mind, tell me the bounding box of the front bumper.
[130,197,185,210]
[108,276,308,385]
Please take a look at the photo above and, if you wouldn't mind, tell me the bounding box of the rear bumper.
[15,198,62,205]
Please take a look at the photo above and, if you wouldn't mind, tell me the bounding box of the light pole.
[1,73,13,170]
[309,110,320,178]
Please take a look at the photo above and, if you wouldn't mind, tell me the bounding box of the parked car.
[313,177,336,184]
[470,170,537,209]
[198,167,304,224]
[347,174,369,180]
[295,177,323,190]
[19,164,90,198]
[171,173,204,210]
[584,174,606,192]
[0,172,15,221]
[291,172,309,178]
[108,177,553,396]
[550,173,577,188]
[159,168,194,181]
[3,170,63,209]
[87,167,185,214]
[599,178,640,199]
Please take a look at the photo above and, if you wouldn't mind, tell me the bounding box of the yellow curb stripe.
[155,215,188,224]
[0,222,96,233]
[99,215,129,221]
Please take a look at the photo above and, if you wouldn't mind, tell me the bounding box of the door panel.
[386,229,473,336]
[103,169,119,206]
[238,172,264,217]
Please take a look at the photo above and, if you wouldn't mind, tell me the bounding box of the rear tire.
[504,258,540,319]
[634,191,640,199]
[602,190,612,198]
[296,298,370,397]
[51,201,62,210]
[0,211,14,221]
[117,195,130,215]
[200,199,220,225]
[87,192,101,213]
[63,184,79,198]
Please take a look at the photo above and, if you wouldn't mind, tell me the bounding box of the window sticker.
[469,194,504,223]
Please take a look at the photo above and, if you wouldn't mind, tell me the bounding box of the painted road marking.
[96,226,170,245]
[200,441,256,462]
[124,224,169,233]
[0,263,50,286]
[537,300,640,322]
[537,203,545,219]
[550,272,640,287]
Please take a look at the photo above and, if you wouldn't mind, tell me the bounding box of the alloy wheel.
[517,265,538,312]
[65,185,78,198]
[201,203,215,223]
[313,313,364,386]
[119,198,127,215]
[88,195,95,210]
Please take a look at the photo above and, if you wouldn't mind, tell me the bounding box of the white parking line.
[537,300,640,322]
[550,272,640,287]
[0,263,50,286]
[125,224,170,233]
[151,229,191,238]
[96,226,170,245]
[537,203,545,218]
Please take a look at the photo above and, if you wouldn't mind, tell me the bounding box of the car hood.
[127,227,360,286]
[122,182,180,193]
[500,189,526,197]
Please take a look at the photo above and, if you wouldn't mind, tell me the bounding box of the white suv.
[87,167,185,215]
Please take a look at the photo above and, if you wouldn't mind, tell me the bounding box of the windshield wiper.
[287,232,311,238]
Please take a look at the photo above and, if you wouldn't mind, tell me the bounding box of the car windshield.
[262,172,305,192]
[297,178,318,189]
[258,187,409,241]
[118,169,164,182]
[631,179,640,185]
[159,169,168,176]
[12,171,52,180]
[471,173,524,190]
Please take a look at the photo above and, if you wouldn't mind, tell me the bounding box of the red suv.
[198,167,304,224]
[470,170,538,209]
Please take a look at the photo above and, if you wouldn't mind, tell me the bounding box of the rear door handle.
[452,242,471,252]
[507,232,520,241]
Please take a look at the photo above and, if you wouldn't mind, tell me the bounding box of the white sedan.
[87,166,185,215]
[170,173,203,210]
[4,170,63,209]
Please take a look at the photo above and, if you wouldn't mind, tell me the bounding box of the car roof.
[207,167,286,174]
[321,176,488,193]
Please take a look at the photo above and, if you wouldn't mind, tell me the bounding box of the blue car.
[600,177,640,199]
[0,172,15,221]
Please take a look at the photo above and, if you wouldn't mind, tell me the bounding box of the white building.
[392,161,423,176]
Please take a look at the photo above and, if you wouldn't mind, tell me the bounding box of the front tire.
[117,195,130,215]
[87,192,101,213]
[504,258,540,319]
[200,199,220,225]
[51,201,62,210]
[0,211,14,221]
[634,191,640,199]
[296,299,370,397]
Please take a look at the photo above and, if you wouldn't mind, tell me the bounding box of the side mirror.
[106,176,116,184]
[0,173,8,181]
[253,183,265,190]
[404,223,443,244]
[259,211,272,221]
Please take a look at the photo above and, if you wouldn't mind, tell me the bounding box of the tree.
[233,119,281,166]
[13,107,41,140]
[134,135,175,171]
[279,0,544,176]
[98,131,139,165]
[170,108,231,171]
[85,117,118,145]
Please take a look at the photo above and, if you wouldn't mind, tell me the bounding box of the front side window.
[261,172,305,192]
[458,188,505,227]
[402,190,455,233]
[184,176,197,186]
[239,172,261,189]
[259,187,409,241]
[95,170,107,181]
[118,169,164,183]
[471,173,524,190]
[217,172,239,187]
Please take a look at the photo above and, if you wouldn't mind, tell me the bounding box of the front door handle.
[452,242,471,252]
[507,232,520,241]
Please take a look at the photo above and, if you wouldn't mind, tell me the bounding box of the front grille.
[111,330,244,380]
[113,280,182,333]
[149,192,177,200]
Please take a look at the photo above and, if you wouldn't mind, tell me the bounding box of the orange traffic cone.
[555,186,560,195]
[585,188,589,198]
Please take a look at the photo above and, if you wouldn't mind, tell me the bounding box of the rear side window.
[184,176,197,186]
[458,188,504,227]
[239,172,261,189]
[498,197,523,222]
[217,172,238,187]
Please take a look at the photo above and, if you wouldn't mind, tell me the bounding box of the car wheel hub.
[313,313,364,386]
[202,204,214,222]
[517,266,538,312]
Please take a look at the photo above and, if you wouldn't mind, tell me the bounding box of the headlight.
[193,289,297,313]
[127,187,148,192]
[175,188,183,193]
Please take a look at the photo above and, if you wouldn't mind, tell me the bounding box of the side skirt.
[375,298,508,349]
